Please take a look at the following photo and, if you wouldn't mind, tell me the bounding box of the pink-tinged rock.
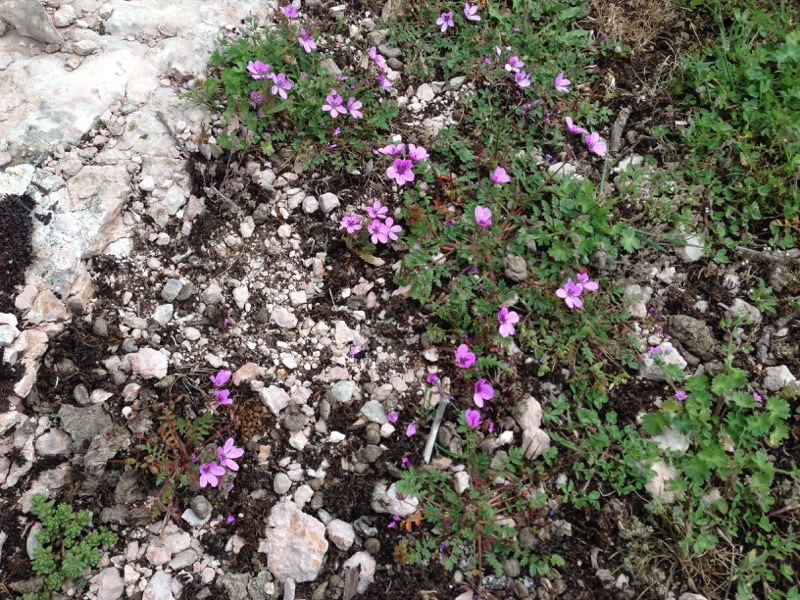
[0,323,20,346]
[271,307,298,329]
[326,519,355,551]
[326,366,349,381]
[91,389,114,404]
[260,385,290,416]
[14,285,39,311]
[514,396,551,460]
[95,567,124,600]
[66,272,93,313]
[18,463,70,511]
[142,570,178,600]
[35,429,71,456]
[183,195,205,223]
[233,362,265,385]
[129,348,168,379]
[25,290,68,324]
[262,500,328,582]
[145,540,172,567]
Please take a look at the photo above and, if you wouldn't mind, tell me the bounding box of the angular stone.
[371,481,418,516]
[160,279,183,302]
[326,519,355,551]
[260,385,290,415]
[34,429,71,456]
[129,348,168,379]
[270,307,297,329]
[514,396,551,460]
[0,0,64,44]
[95,567,124,600]
[262,501,328,583]
[342,551,376,594]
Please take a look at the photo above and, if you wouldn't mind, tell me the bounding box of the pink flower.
[368,47,388,70]
[387,410,399,423]
[377,73,393,90]
[436,11,455,32]
[497,307,520,337]
[386,159,415,186]
[554,72,571,93]
[473,379,494,407]
[455,344,476,369]
[215,389,232,405]
[210,370,232,387]
[490,166,510,185]
[474,206,492,226]
[298,28,317,53]
[365,200,388,220]
[382,218,403,241]
[249,91,263,108]
[556,278,583,309]
[401,456,411,468]
[377,143,405,156]
[199,461,226,488]
[504,56,524,73]
[515,71,531,88]
[280,5,299,18]
[465,409,482,429]
[426,373,439,384]
[388,515,401,528]
[347,97,363,118]
[406,422,417,437]
[246,60,271,80]
[367,219,385,244]
[463,3,481,21]
[408,144,429,162]
[565,117,588,135]
[322,90,347,118]
[268,72,292,100]
[584,132,607,157]
[340,214,362,233]
[217,438,244,471]
[576,272,599,292]
[674,390,688,401]
[349,345,362,355]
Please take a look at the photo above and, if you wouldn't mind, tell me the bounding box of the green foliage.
[396,417,558,582]
[19,494,117,599]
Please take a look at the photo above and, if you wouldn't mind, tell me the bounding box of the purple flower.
[515,71,531,88]
[647,346,662,355]
[217,438,244,471]
[387,410,399,423]
[199,461,226,488]
[386,159,415,186]
[249,91,263,108]
[349,345,362,355]
[365,200,388,220]
[406,422,417,437]
[584,132,607,157]
[565,116,588,135]
[473,379,494,408]
[367,218,384,244]
[463,2,481,21]
[753,392,763,403]
[576,272,599,292]
[401,456,411,468]
[455,344,476,369]
[387,514,401,528]
[498,307,520,337]
[215,389,232,406]
[436,11,455,32]
[382,218,403,241]
[408,144,429,162]
[368,46,388,70]
[299,28,317,53]
[377,73,393,90]
[347,97,363,118]
[674,390,688,402]
[490,166,510,185]
[340,214,362,233]
[474,205,492,226]
[426,373,439,384]
[554,72,571,93]
[268,73,292,100]
[377,143,405,156]
[504,56,524,73]
[246,60,271,80]
[280,5,299,18]
[227,514,236,523]
[555,278,583,309]
[210,370,232,387]
[322,90,347,118]
[465,409,482,429]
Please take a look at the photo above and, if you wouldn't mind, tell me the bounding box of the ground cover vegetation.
[169,0,800,596]
[9,0,799,598]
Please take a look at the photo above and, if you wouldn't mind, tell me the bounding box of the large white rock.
[514,396,551,460]
[261,501,328,583]
[128,348,168,379]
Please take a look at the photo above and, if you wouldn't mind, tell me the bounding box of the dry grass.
[589,0,683,55]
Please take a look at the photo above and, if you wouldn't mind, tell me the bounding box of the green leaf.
[641,412,667,436]
[693,531,719,554]
[766,397,790,421]
[619,227,642,252]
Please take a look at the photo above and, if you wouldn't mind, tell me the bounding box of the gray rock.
[667,315,717,360]
[84,427,130,474]
[96,567,125,600]
[247,571,274,600]
[503,255,527,282]
[274,472,292,495]
[356,444,384,464]
[59,404,112,447]
[319,192,340,214]
[121,337,139,353]
[281,403,307,432]
[377,43,401,58]
[93,317,109,337]
[161,278,184,302]
[152,304,174,326]
[0,0,64,44]
[35,429,71,456]
[190,495,212,520]
[416,83,435,102]
[360,400,388,424]
[220,573,250,600]
[371,481,418,516]
[730,299,762,325]
[366,30,385,46]
[302,195,319,214]
[763,365,796,392]
[72,383,90,405]
[168,548,198,571]
[639,341,688,381]
[330,380,357,404]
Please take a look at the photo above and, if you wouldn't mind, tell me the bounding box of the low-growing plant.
[18,493,118,599]
[395,410,563,588]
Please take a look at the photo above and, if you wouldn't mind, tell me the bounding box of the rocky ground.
[1,0,799,600]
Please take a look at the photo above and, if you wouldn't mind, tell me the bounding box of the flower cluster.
[322,89,362,119]
[367,46,393,91]
[564,117,607,157]
[210,369,233,406]
[436,2,481,33]
[376,142,429,186]
[555,272,600,309]
[199,438,244,488]
[339,200,403,244]
[246,60,293,101]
